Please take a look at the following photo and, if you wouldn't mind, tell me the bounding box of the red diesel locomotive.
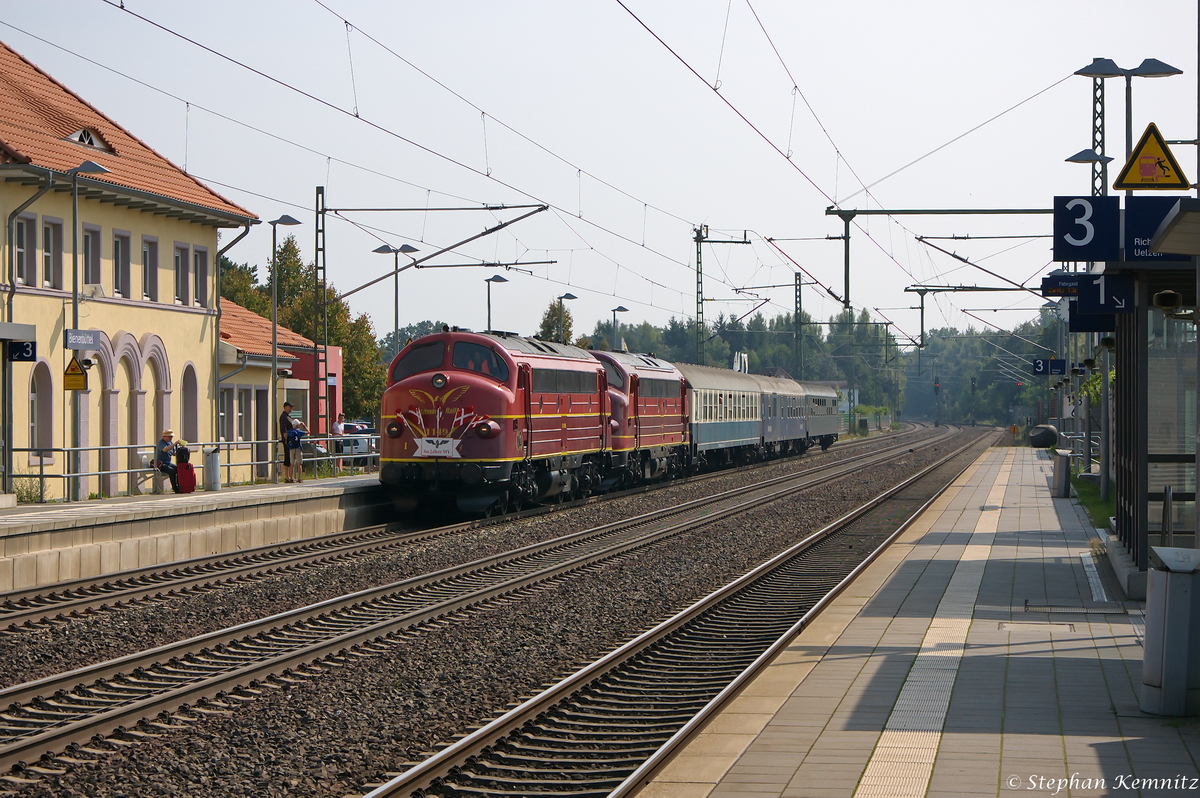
[379,327,836,515]
[380,330,622,514]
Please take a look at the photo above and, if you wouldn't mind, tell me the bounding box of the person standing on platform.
[156,429,180,493]
[332,412,346,472]
[279,401,297,483]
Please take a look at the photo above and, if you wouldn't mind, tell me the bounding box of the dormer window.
[66,128,110,151]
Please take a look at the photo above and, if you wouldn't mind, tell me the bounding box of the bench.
[135,454,170,494]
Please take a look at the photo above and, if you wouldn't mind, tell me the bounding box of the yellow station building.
[0,40,259,500]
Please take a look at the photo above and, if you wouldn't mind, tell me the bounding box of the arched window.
[181,365,198,442]
[29,362,53,454]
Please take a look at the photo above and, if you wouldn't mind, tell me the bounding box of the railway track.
[355,428,996,798]
[0,424,928,632]
[0,424,953,778]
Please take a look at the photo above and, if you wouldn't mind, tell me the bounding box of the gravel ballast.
[11,428,990,797]
[0,428,924,689]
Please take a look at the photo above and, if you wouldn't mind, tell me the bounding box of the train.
[378,328,840,514]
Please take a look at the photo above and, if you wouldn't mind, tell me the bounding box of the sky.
[3,1,1197,353]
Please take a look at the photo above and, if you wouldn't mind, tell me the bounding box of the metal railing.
[8,434,379,503]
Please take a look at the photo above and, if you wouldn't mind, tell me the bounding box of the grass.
[1072,473,1115,531]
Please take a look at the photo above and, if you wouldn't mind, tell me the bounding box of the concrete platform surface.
[635,448,1200,798]
[0,475,387,591]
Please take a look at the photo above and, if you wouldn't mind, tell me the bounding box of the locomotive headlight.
[475,420,501,438]
[431,373,448,389]
[386,421,403,438]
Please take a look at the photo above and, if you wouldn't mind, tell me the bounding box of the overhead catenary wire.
[93,0,705,284]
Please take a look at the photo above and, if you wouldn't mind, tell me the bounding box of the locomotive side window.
[452,342,510,382]
[641,378,675,398]
[393,341,445,381]
[532,369,599,394]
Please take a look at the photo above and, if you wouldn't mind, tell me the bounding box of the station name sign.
[64,329,96,350]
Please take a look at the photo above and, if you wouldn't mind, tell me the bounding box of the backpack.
[286,428,305,450]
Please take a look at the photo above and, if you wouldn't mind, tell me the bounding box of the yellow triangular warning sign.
[1114,123,1191,190]
[64,357,88,391]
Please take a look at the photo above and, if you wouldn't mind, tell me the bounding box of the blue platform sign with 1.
[1053,196,1120,262]
[1032,358,1067,376]
[1076,273,1134,315]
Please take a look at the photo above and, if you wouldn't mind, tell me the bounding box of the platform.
[0,474,388,591]
[637,447,1200,797]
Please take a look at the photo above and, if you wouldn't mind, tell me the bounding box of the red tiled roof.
[220,298,312,359]
[0,40,255,220]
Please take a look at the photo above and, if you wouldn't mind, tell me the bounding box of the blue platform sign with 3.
[1053,196,1119,263]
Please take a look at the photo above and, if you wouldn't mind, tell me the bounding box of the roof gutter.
[4,166,51,495]
[6,167,52,323]
[218,349,251,383]
[0,164,258,229]
[212,221,254,436]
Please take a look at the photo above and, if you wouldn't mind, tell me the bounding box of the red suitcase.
[177,462,196,493]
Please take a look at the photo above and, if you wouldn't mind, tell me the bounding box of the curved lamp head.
[558,293,577,301]
[1131,58,1183,78]
[269,214,302,227]
[374,243,420,255]
[486,274,509,284]
[612,305,629,313]
[1074,58,1124,78]
[68,160,110,176]
[1065,148,1114,164]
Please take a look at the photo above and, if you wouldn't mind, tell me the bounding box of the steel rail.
[0,426,952,774]
[357,429,994,797]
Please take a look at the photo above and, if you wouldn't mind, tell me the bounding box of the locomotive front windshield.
[393,341,445,381]
[452,342,510,382]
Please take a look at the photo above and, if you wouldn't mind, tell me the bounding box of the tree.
[220,234,388,424]
[219,256,269,316]
[342,314,387,420]
[537,299,574,343]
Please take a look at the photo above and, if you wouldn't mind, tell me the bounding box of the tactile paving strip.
[853,451,1013,797]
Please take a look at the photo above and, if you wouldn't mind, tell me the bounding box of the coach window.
[393,340,445,381]
[451,342,509,381]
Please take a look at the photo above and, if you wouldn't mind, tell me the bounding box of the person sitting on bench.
[156,429,180,493]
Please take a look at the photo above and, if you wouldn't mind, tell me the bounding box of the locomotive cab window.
[602,361,624,390]
[393,341,445,381]
[452,342,510,382]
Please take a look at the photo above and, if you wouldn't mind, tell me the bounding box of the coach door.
[628,373,641,450]
[597,369,610,451]
[518,363,533,457]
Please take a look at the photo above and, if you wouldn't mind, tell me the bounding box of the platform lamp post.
[373,243,420,358]
[68,159,110,501]
[610,306,628,350]
[557,293,576,343]
[1074,58,1183,179]
[269,214,301,484]
[485,274,508,333]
